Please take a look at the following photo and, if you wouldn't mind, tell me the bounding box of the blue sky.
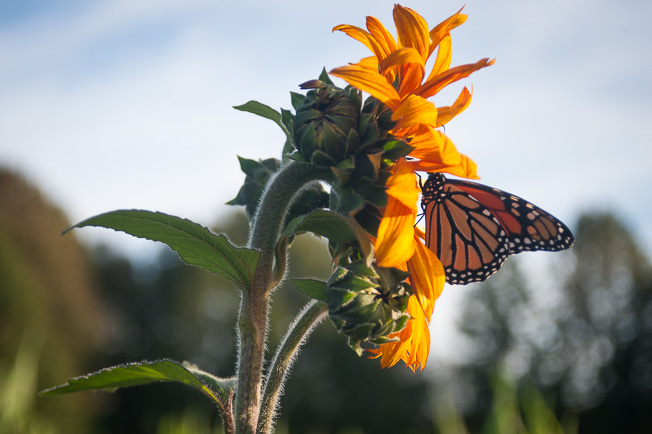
[2,0,652,361]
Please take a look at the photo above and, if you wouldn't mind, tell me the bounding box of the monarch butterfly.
[421,173,574,285]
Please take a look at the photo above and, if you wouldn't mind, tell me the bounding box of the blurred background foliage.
[1,167,652,433]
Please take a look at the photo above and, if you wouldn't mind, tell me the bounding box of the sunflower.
[330,4,493,370]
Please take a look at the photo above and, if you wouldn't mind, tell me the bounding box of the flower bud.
[293,84,359,166]
[327,261,411,354]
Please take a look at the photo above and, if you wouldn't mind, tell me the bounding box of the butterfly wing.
[422,175,511,284]
[421,173,574,285]
[446,178,575,254]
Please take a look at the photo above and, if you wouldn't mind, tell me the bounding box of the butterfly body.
[421,173,574,285]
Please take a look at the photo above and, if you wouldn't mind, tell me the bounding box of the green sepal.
[289,278,328,302]
[318,68,334,85]
[381,139,414,161]
[64,210,260,289]
[334,157,355,171]
[39,360,233,409]
[286,151,307,163]
[290,91,306,111]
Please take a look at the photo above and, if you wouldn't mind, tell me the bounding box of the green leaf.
[290,278,327,302]
[283,210,373,265]
[234,100,291,143]
[39,360,231,407]
[65,210,259,289]
[227,157,280,218]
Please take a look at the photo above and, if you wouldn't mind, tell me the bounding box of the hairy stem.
[257,300,329,434]
[234,162,333,433]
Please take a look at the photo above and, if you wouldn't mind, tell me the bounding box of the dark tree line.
[3,167,651,433]
[454,212,652,433]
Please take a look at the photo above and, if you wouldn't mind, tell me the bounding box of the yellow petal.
[357,55,380,71]
[404,127,462,166]
[332,24,386,62]
[378,47,425,97]
[366,16,398,60]
[375,161,419,267]
[379,47,424,75]
[375,198,415,267]
[392,95,438,130]
[368,296,431,370]
[393,5,430,60]
[406,153,479,179]
[416,58,495,99]
[385,159,419,209]
[428,8,467,58]
[427,34,452,82]
[435,86,472,127]
[407,234,445,318]
[329,65,401,109]
[402,297,431,370]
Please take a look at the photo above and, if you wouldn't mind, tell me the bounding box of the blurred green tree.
[0,168,108,433]
[453,211,652,433]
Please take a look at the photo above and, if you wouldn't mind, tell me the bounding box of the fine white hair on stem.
[258,300,328,433]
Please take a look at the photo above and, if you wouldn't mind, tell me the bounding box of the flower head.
[330,5,493,370]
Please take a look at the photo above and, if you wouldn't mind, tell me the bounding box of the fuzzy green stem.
[257,300,329,434]
[234,162,334,433]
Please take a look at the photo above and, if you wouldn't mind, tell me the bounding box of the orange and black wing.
[446,177,575,254]
[421,173,574,285]
[422,174,510,284]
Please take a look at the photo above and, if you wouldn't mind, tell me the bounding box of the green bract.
[326,261,412,355]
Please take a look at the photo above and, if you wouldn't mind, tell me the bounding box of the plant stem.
[257,300,328,434]
[234,162,333,433]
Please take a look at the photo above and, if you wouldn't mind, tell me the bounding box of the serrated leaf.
[65,210,259,289]
[290,278,327,302]
[39,360,229,406]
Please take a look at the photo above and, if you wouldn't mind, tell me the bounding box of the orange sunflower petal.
[428,8,467,58]
[407,234,445,317]
[375,198,415,268]
[329,65,401,109]
[427,34,452,82]
[436,86,472,127]
[368,295,431,370]
[366,15,398,60]
[393,5,430,60]
[406,153,479,179]
[375,160,419,267]
[385,158,420,208]
[392,95,438,130]
[416,58,495,99]
[332,24,386,62]
[403,127,462,166]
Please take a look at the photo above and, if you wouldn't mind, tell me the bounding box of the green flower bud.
[293,82,360,166]
[327,261,411,355]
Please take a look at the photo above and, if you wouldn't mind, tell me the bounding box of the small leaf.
[65,210,259,289]
[283,210,373,265]
[228,157,280,218]
[290,278,327,302]
[39,360,230,407]
[234,101,291,143]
